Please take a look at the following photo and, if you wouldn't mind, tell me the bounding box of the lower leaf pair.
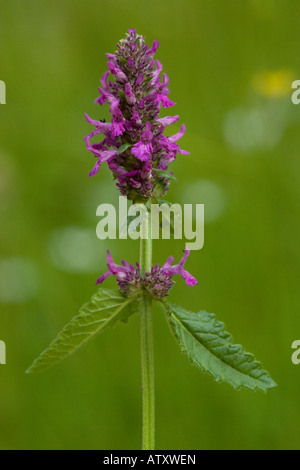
[26,288,277,392]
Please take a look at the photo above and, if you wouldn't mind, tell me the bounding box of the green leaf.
[153,169,177,182]
[26,288,138,374]
[118,143,133,154]
[162,302,277,392]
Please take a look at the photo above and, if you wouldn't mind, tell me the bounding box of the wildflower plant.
[27,30,277,450]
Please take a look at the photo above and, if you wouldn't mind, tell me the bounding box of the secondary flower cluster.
[84,28,189,201]
[96,249,197,299]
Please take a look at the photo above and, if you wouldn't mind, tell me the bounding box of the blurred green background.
[0,0,299,450]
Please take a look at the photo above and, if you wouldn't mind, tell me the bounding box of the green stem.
[140,205,155,450]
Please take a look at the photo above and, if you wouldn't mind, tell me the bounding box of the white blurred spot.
[180,179,226,223]
[82,180,120,221]
[223,102,290,153]
[0,258,39,303]
[48,226,105,273]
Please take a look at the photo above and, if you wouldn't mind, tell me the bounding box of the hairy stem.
[140,205,155,450]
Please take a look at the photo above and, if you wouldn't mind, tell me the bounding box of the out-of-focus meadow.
[0,0,299,450]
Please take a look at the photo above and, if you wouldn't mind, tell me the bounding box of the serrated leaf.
[163,302,277,392]
[26,288,138,374]
[154,169,177,182]
[118,142,133,155]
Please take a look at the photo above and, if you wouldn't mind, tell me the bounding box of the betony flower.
[96,249,197,299]
[84,28,190,201]
[131,121,153,162]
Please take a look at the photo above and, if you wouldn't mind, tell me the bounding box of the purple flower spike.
[157,115,180,127]
[84,29,190,201]
[131,122,153,162]
[162,248,198,287]
[96,249,197,299]
[96,250,133,284]
[125,83,136,106]
[88,149,118,177]
[107,61,128,84]
[96,250,141,297]
[146,40,160,56]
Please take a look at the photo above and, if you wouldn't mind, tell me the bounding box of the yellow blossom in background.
[252,69,295,98]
